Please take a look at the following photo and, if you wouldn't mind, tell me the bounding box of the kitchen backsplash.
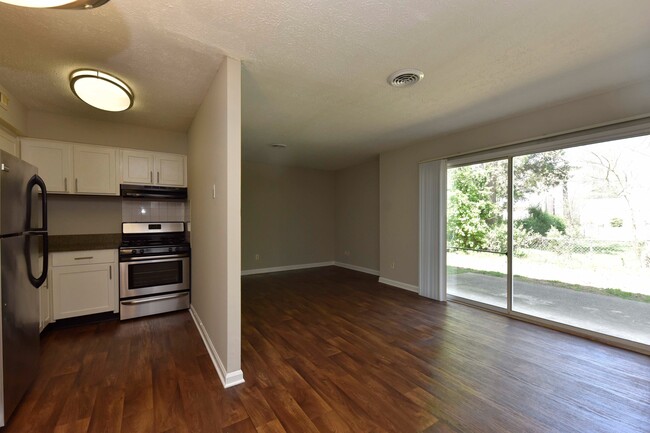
[122,199,187,223]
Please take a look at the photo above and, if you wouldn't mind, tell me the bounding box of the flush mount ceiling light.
[388,69,424,87]
[0,0,109,9]
[70,69,134,112]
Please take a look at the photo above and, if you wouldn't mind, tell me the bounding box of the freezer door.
[0,235,39,426]
[0,151,37,237]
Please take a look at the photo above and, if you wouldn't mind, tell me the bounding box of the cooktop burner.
[120,222,189,258]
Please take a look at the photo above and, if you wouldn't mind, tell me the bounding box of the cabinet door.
[39,283,50,332]
[121,150,154,185]
[52,263,115,319]
[20,138,73,193]
[0,128,18,156]
[73,145,118,195]
[155,153,186,186]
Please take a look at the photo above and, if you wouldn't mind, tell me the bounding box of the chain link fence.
[524,237,631,255]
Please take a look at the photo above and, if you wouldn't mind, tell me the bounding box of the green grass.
[447,266,650,303]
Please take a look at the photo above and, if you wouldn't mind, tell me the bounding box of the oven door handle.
[121,292,189,305]
[120,254,189,262]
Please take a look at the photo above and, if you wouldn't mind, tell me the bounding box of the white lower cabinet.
[50,250,118,320]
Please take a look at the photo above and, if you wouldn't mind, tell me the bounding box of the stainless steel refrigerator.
[0,150,48,427]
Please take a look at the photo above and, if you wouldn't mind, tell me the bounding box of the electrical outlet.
[255,254,260,261]
[391,261,396,269]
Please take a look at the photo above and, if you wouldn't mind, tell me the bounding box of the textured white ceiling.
[1,0,649,169]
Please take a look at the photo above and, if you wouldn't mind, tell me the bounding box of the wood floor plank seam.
[2,267,649,433]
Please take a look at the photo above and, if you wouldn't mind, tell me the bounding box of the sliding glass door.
[445,131,650,347]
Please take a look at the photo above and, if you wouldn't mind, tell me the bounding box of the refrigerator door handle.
[25,233,48,289]
[26,174,48,231]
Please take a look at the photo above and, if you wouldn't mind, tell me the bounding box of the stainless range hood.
[120,184,187,200]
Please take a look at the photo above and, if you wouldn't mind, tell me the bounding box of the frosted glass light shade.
[0,0,73,6]
[70,69,134,112]
[0,0,109,8]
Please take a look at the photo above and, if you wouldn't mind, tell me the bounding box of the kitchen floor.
[3,267,649,433]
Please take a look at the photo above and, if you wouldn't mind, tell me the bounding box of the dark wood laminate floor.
[3,267,649,433]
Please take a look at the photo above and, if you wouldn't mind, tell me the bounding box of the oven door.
[120,254,189,298]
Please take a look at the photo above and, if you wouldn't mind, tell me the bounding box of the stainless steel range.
[119,222,190,320]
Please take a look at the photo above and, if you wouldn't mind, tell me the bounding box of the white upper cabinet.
[21,138,119,195]
[73,145,118,195]
[155,153,186,187]
[121,149,155,185]
[20,138,187,194]
[0,127,19,156]
[121,150,186,187]
[20,138,73,194]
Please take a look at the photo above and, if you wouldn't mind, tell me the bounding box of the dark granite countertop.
[49,234,121,252]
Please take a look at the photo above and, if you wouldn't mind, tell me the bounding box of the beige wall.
[47,195,122,235]
[0,83,27,134]
[242,161,336,270]
[26,110,187,154]
[380,79,650,287]
[335,157,379,271]
[188,57,242,379]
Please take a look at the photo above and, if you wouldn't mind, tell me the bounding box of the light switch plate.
[0,91,8,111]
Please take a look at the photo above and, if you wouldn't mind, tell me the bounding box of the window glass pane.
[447,159,508,309]
[512,135,650,345]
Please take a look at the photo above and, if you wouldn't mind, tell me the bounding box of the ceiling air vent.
[388,69,424,87]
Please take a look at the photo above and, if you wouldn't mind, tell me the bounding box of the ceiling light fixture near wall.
[70,69,134,112]
[0,0,109,9]
[388,69,424,87]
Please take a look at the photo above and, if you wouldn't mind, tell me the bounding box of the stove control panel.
[119,244,190,259]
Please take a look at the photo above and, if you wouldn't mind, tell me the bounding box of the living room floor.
[4,267,648,433]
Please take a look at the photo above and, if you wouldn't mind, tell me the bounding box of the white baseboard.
[378,277,419,293]
[241,261,382,277]
[241,261,335,276]
[333,262,379,276]
[189,305,245,388]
